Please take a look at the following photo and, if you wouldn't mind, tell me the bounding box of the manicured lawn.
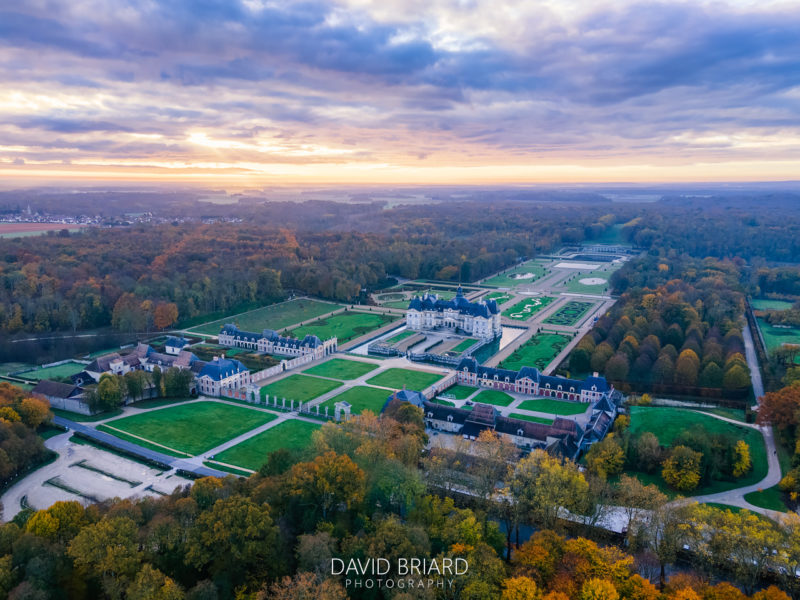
[695,407,747,422]
[744,486,788,512]
[441,384,477,400]
[318,386,392,415]
[430,398,455,407]
[260,374,342,404]
[187,299,339,336]
[385,330,417,344]
[628,406,768,495]
[213,420,320,470]
[291,311,397,343]
[499,333,570,371]
[543,301,595,326]
[502,296,554,320]
[482,262,546,287]
[473,390,515,407]
[366,368,445,390]
[562,263,622,294]
[517,398,589,415]
[98,401,276,456]
[485,291,512,304]
[751,298,794,311]
[450,338,478,353]
[18,361,87,381]
[509,413,554,425]
[756,317,800,358]
[303,358,379,380]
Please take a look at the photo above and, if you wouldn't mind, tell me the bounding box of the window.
[517,429,524,436]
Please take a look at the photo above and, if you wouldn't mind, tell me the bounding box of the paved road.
[680,326,785,518]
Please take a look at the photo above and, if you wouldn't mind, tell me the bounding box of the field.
[628,406,768,495]
[485,291,512,304]
[260,374,342,404]
[743,486,788,512]
[0,222,87,238]
[563,268,617,294]
[213,420,320,470]
[17,361,87,381]
[366,367,445,390]
[290,311,397,343]
[98,401,276,456]
[499,333,569,371]
[751,298,794,311]
[509,413,554,424]
[481,262,546,287]
[517,398,589,415]
[756,317,800,354]
[543,301,595,326]
[187,298,339,336]
[472,390,515,407]
[303,358,379,380]
[502,296,554,320]
[318,386,391,415]
[440,385,477,400]
[450,338,478,353]
[385,330,417,344]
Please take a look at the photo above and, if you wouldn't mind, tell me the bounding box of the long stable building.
[406,286,501,341]
[218,324,337,358]
[454,357,612,403]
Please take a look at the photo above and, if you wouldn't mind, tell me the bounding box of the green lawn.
[430,398,455,407]
[385,330,417,344]
[450,338,478,353]
[318,386,392,415]
[751,298,794,311]
[744,486,788,512]
[695,407,747,422]
[290,311,397,343]
[18,361,87,381]
[543,301,595,326]
[502,296,555,321]
[303,358,379,380]
[382,301,411,310]
[260,374,342,404]
[628,406,768,495]
[366,368,445,390]
[499,333,570,371]
[187,299,339,336]
[756,317,800,355]
[482,262,546,287]
[516,398,589,415]
[213,420,320,470]
[485,292,513,304]
[473,390,515,407]
[98,401,276,456]
[441,385,478,400]
[509,413,554,425]
[563,264,622,294]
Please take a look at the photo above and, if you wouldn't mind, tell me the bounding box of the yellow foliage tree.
[501,576,541,600]
[580,578,619,600]
[661,445,702,491]
[732,440,752,478]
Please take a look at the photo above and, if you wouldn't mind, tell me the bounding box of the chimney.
[592,372,599,377]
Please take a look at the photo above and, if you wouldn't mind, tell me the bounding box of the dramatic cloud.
[0,0,799,184]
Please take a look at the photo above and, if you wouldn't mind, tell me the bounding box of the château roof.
[408,286,500,318]
[197,357,249,381]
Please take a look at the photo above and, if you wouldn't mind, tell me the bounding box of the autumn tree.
[662,445,702,491]
[732,440,752,477]
[154,302,179,330]
[584,435,625,480]
[260,572,346,600]
[286,451,366,520]
[502,576,541,600]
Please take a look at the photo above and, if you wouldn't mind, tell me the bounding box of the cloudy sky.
[1,0,799,185]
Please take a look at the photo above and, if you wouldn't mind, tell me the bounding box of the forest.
[3,193,800,336]
[568,255,751,399]
[3,391,800,599]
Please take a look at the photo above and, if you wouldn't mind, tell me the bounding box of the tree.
[641,503,691,589]
[17,397,50,429]
[584,436,624,480]
[661,445,702,491]
[154,302,179,330]
[674,350,700,386]
[96,374,124,411]
[260,572,346,600]
[509,450,590,531]
[581,578,619,600]
[634,432,662,473]
[757,385,800,432]
[67,517,141,599]
[723,364,750,390]
[699,362,723,388]
[501,576,541,600]
[152,366,164,397]
[732,440,752,477]
[286,451,365,520]
[164,367,193,398]
[604,353,630,381]
[126,564,185,600]
[186,496,281,591]
[615,475,667,543]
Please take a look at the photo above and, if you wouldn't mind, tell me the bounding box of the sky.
[1,0,800,186]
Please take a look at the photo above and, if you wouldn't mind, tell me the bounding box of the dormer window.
[447,415,453,422]
[517,429,524,436]
[591,385,597,391]
[427,412,433,418]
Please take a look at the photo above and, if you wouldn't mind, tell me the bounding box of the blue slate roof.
[455,357,610,394]
[197,357,249,381]
[407,286,499,318]
[383,388,426,412]
[165,336,189,347]
[220,324,260,343]
[263,329,322,348]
